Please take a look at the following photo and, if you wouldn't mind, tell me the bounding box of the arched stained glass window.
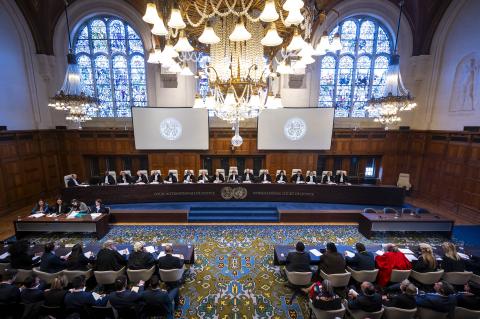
[318,16,393,117]
[73,16,147,118]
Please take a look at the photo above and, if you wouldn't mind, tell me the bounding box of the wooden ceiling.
[15,0,452,56]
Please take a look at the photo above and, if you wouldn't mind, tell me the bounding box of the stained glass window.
[73,16,147,118]
[318,16,393,117]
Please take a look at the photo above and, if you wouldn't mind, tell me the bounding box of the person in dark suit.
[441,242,466,272]
[39,242,66,273]
[211,171,225,183]
[31,198,49,214]
[149,170,163,183]
[128,242,156,270]
[70,199,89,213]
[306,171,317,184]
[0,270,20,304]
[322,171,335,184]
[303,279,342,311]
[134,171,148,184]
[383,282,417,309]
[95,240,127,271]
[67,174,81,187]
[413,243,437,273]
[347,281,382,312]
[64,275,108,312]
[49,197,69,215]
[243,169,255,183]
[117,171,132,184]
[258,169,272,183]
[8,239,35,270]
[456,281,480,310]
[183,170,196,183]
[90,198,108,214]
[142,275,180,318]
[158,245,184,270]
[318,242,346,275]
[44,276,67,307]
[197,171,210,183]
[290,170,305,184]
[276,170,287,183]
[66,243,92,271]
[108,275,144,312]
[227,170,241,183]
[165,172,178,183]
[335,171,348,184]
[285,241,312,273]
[416,281,456,314]
[20,275,46,304]
[102,171,116,185]
[345,242,375,271]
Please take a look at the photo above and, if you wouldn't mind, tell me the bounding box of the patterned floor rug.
[13,224,466,319]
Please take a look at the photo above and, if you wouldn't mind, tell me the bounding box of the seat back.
[410,270,444,285]
[64,174,72,187]
[276,170,285,176]
[442,271,473,285]
[168,169,178,179]
[14,269,33,283]
[349,308,384,319]
[63,269,92,283]
[417,307,448,319]
[215,169,225,176]
[346,267,379,283]
[383,306,417,319]
[150,169,161,176]
[291,169,302,176]
[321,171,332,181]
[320,271,351,287]
[383,207,399,215]
[229,166,238,175]
[363,208,378,214]
[90,306,115,319]
[471,273,480,284]
[454,307,480,319]
[390,269,411,283]
[33,268,63,285]
[94,267,125,285]
[107,171,117,180]
[138,170,148,176]
[122,170,131,176]
[159,267,184,282]
[113,306,137,319]
[285,270,312,286]
[126,266,155,283]
[397,173,412,190]
[258,169,265,176]
[198,169,208,176]
[309,300,346,319]
[39,305,63,318]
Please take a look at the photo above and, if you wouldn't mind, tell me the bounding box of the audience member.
[31,198,49,214]
[322,171,334,184]
[456,281,480,310]
[117,171,132,184]
[304,279,342,311]
[90,198,108,214]
[108,275,144,312]
[165,171,178,183]
[158,245,184,270]
[413,243,437,273]
[285,241,311,273]
[102,171,116,185]
[416,281,456,314]
[258,169,272,183]
[318,242,346,275]
[306,171,317,184]
[66,243,92,271]
[49,197,69,215]
[375,243,412,286]
[134,170,148,184]
[345,243,375,271]
[275,170,287,183]
[70,199,88,213]
[64,275,108,312]
[128,241,156,270]
[95,240,127,271]
[39,242,66,273]
[227,170,241,183]
[149,170,163,183]
[335,171,348,184]
[67,174,81,187]
[290,170,305,184]
[142,275,180,318]
[20,275,45,304]
[43,275,68,307]
[8,239,35,269]
[0,270,20,304]
[383,281,417,309]
[197,171,209,183]
[347,281,382,312]
[211,171,225,183]
[243,169,255,183]
[441,242,466,272]
[183,170,196,183]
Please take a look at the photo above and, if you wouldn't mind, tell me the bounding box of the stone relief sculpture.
[449,52,480,112]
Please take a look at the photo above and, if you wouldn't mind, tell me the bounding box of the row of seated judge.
[66,169,350,186]
[31,197,108,215]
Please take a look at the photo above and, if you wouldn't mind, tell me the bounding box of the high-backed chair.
[397,173,412,190]
[319,271,351,288]
[442,271,473,285]
[285,269,312,302]
[416,307,448,319]
[363,208,378,214]
[471,273,480,284]
[383,306,417,319]
[198,169,208,176]
[94,267,125,285]
[63,269,93,284]
[321,171,332,182]
[183,169,194,176]
[216,169,225,176]
[33,268,63,285]
[410,270,444,285]
[159,267,184,284]
[309,300,346,319]
[383,207,399,215]
[138,169,148,176]
[123,170,132,176]
[258,169,265,176]
[127,266,155,283]
[455,307,480,319]
[229,166,238,175]
[291,169,302,176]
[14,269,33,283]
[346,267,379,283]
[150,169,161,176]
[63,174,72,187]
[108,171,117,181]
[168,169,178,179]
[347,306,384,319]
[390,269,411,283]
[276,170,285,176]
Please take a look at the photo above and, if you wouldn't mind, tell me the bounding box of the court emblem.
[221,187,248,200]
[221,187,234,200]
[233,187,248,200]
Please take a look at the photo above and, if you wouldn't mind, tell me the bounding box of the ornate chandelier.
[48,1,99,126]
[366,1,416,128]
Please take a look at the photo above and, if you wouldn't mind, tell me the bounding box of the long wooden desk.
[62,183,405,206]
[14,214,110,239]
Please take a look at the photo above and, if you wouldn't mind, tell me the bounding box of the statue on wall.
[449,53,480,112]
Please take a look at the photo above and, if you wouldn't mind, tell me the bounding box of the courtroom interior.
[0,0,479,318]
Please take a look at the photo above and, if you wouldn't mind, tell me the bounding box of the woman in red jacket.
[375,243,412,286]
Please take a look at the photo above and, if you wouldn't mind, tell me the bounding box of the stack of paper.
[158,251,166,258]
[405,254,418,262]
[399,248,414,255]
[458,252,470,260]
[119,248,130,255]
[66,212,78,219]
[309,249,322,257]
[29,213,45,218]
[161,243,173,247]
[145,246,156,253]
[84,251,93,258]
[65,244,75,248]
[90,213,101,220]
[376,250,384,256]
[173,254,183,259]
[345,251,355,258]
[0,252,10,259]
[62,251,72,259]
[92,292,102,301]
